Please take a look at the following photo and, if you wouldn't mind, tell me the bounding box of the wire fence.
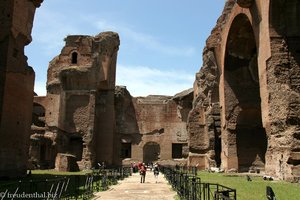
[161,166,236,200]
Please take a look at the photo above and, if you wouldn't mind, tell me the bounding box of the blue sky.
[25,1,225,97]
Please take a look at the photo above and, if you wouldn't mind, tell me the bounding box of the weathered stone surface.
[0,0,42,178]
[115,86,193,166]
[29,98,56,169]
[236,0,254,8]
[31,32,120,171]
[186,0,235,169]
[31,31,194,171]
[2,0,299,183]
[187,0,300,182]
[55,153,79,172]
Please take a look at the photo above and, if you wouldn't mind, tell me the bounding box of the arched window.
[71,52,78,64]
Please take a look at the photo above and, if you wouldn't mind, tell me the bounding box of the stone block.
[188,153,208,170]
[55,153,79,172]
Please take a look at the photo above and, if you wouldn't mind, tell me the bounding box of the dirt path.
[93,170,177,200]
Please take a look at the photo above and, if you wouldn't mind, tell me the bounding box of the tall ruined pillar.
[94,32,120,166]
[0,0,42,177]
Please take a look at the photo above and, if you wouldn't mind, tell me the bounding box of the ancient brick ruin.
[1,0,300,182]
[115,87,193,166]
[0,0,43,177]
[29,32,193,171]
[188,0,300,182]
[30,32,120,170]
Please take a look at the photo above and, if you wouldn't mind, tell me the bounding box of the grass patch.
[197,171,300,200]
[32,169,91,176]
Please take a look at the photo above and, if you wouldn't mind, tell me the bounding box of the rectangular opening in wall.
[69,136,83,161]
[172,143,183,159]
[120,143,132,158]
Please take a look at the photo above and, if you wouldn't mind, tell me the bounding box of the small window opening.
[71,52,78,64]
[120,143,132,158]
[172,143,183,159]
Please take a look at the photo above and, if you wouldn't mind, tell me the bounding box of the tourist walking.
[153,163,159,183]
[139,163,147,183]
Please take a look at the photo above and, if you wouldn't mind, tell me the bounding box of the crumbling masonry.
[30,33,193,171]
[0,0,43,178]
[0,0,300,182]
[31,32,120,170]
[188,0,300,182]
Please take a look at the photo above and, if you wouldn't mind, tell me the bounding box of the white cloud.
[93,19,196,57]
[116,64,194,97]
[33,64,195,97]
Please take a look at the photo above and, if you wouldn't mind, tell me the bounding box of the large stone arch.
[143,142,160,164]
[221,13,267,172]
[185,0,299,181]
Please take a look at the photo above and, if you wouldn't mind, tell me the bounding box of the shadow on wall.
[114,86,141,165]
[114,86,141,144]
[269,0,300,126]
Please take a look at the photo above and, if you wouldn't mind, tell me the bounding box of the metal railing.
[0,176,69,200]
[0,166,132,200]
[161,166,236,200]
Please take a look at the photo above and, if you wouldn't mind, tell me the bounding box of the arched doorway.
[224,14,267,172]
[143,142,160,164]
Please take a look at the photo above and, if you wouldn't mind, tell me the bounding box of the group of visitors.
[131,162,160,183]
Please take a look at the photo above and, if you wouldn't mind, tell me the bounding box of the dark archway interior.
[143,142,160,164]
[69,136,83,161]
[224,14,267,172]
[214,128,222,167]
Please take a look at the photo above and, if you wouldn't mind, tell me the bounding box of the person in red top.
[139,163,147,183]
[137,162,142,170]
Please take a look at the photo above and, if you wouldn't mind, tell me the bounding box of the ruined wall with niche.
[29,96,56,170]
[0,0,43,178]
[188,0,300,182]
[30,30,192,170]
[30,32,120,171]
[187,0,235,170]
[115,86,193,166]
